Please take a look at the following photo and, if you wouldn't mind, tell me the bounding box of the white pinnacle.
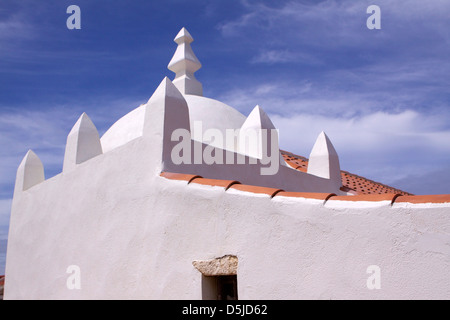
[239,105,277,159]
[63,113,103,172]
[239,105,285,169]
[14,150,45,194]
[168,27,203,96]
[307,131,342,188]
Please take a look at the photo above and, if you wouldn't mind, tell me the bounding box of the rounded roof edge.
[100,95,246,153]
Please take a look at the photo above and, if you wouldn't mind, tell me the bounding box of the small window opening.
[202,275,238,300]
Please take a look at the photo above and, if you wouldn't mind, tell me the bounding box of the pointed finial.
[168,27,203,96]
[174,27,194,44]
[63,113,103,172]
[14,150,45,194]
[307,131,342,188]
[238,105,283,164]
[241,105,276,131]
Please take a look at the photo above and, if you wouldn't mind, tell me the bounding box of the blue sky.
[0,0,449,274]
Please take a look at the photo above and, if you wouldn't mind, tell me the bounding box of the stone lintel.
[192,255,238,276]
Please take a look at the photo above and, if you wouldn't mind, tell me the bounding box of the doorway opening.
[202,275,238,300]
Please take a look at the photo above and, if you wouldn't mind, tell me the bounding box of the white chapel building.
[4,28,450,300]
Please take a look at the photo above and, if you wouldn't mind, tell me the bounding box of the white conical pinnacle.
[239,105,277,159]
[63,113,103,172]
[238,105,285,170]
[168,27,203,96]
[307,131,342,187]
[241,105,276,132]
[145,77,191,136]
[14,150,45,194]
[144,77,191,172]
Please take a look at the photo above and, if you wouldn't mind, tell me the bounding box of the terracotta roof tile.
[282,151,308,172]
[394,194,450,204]
[160,172,202,184]
[281,151,412,196]
[190,178,241,190]
[229,184,283,198]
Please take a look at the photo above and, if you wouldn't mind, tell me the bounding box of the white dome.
[101,104,146,153]
[101,95,246,153]
[184,94,246,135]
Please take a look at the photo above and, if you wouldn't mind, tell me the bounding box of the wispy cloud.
[218,0,367,47]
[0,9,35,42]
[217,0,450,70]
[250,49,322,65]
[215,72,449,119]
[251,50,297,64]
[0,2,41,61]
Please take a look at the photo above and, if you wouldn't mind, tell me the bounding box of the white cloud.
[216,0,450,74]
[250,49,322,65]
[219,0,450,38]
[218,0,366,45]
[216,79,399,118]
[0,13,33,41]
[0,9,37,62]
[271,110,450,153]
[251,50,296,64]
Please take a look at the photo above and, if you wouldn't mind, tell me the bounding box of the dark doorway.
[202,275,238,300]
